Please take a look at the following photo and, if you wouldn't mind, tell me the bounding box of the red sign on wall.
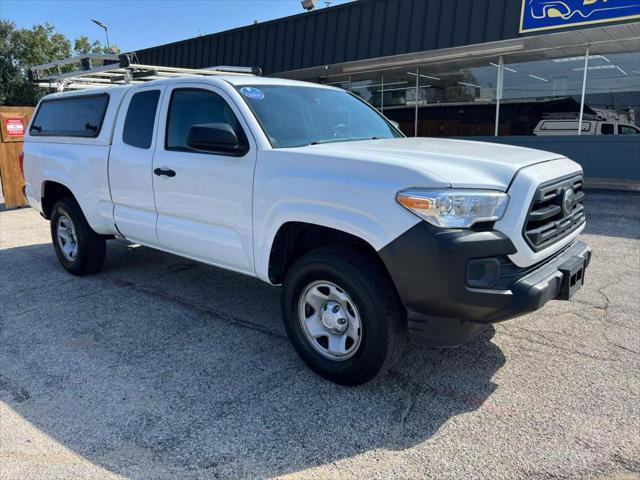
[5,118,25,137]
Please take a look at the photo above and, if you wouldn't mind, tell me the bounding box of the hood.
[296,137,564,190]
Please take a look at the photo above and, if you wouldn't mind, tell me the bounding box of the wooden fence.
[0,106,34,208]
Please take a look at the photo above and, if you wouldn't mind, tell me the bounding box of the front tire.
[281,246,407,385]
[50,197,106,276]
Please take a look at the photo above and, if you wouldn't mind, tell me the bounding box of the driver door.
[152,83,257,275]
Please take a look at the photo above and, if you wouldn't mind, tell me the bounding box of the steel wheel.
[298,280,362,361]
[55,214,79,262]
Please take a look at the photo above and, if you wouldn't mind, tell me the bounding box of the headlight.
[396,189,509,228]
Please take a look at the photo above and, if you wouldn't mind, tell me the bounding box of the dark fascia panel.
[132,0,523,75]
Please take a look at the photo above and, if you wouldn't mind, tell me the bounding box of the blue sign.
[520,0,640,33]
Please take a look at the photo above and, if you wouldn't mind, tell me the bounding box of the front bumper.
[379,222,591,347]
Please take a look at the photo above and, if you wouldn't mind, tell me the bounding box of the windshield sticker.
[240,87,265,100]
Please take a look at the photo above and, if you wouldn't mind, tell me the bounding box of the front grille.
[523,174,585,251]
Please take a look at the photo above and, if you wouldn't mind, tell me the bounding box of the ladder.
[29,53,261,92]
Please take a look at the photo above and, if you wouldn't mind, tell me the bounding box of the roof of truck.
[39,75,334,101]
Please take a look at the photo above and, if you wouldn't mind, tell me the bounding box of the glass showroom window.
[323,74,351,92]
[333,61,500,138]
[327,70,419,137]
[377,68,419,137]
[351,71,384,112]
[289,72,422,136]
[499,47,591,136]
[582,49,640,135]
[414,59,499,137]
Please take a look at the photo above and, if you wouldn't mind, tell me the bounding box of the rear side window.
[540,121,590,132]
[601,123,614,135]
[30,94,109,137]
[123,90,160,149]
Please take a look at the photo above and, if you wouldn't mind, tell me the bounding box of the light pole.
[91,19,110,51]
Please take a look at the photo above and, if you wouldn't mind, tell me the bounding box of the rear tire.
[281,246,407,385]
[50,197,106,276]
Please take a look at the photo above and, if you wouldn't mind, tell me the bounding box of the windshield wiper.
[309,138,347,146]
[309,137,382,146]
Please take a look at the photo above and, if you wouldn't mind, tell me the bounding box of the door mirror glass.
[186,123,247,155]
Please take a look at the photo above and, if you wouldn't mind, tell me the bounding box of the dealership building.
[134,0,640,184]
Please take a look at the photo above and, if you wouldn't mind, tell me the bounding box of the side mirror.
[186,123,248,155]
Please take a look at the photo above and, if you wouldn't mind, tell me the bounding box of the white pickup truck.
[23,67,591,385]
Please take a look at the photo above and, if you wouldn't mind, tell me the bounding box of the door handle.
[154,168,176,177]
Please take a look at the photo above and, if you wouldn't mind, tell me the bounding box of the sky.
[1,0,354,52]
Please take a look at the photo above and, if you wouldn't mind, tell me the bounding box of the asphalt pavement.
[0,190,639,480]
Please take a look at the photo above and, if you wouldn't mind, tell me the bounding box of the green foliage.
[0,20,119,106]
[74,36,119,55]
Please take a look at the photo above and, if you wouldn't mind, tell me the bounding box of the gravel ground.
[0,190,639,480]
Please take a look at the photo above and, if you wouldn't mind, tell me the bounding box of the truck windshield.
[236,85,403,148]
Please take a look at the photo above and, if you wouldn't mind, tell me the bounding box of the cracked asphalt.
[0,190,639,480]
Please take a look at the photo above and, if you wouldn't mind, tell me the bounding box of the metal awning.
[279,22,640,80]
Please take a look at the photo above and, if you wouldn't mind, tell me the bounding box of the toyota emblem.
[562,188,575,216]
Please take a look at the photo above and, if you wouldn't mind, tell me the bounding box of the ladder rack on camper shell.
[29,53,262,92]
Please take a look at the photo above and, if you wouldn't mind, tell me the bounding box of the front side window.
[30,94,109,137]
[123,90,160,149]
[166,89,246,152]
[619,125,640,135]
[236,85,402,148]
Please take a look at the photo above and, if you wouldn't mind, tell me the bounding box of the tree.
[74,36,118,55]
[0,21,118,106]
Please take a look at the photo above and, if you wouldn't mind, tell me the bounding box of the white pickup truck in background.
[534,113,640,136]
[23,57,591,384]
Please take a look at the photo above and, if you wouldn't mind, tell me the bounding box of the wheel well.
[41,181,74,219]
[268,222,386,285]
